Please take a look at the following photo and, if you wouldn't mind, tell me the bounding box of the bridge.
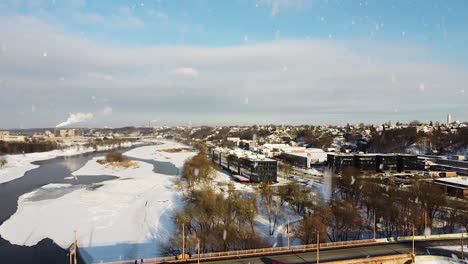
[86,233,467,264]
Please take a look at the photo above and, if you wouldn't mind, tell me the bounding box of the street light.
[316,229,320,264]
[373,212,377,241]
[197,239,201,264]
[412,223,416,260]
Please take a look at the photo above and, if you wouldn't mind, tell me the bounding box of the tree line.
[0,140,61,154]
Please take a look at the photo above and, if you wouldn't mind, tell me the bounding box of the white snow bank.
[0,141,142,184]
[415,255,465,263]
[0,144,198,263]
[73,157,145,179]
[124,140,196,169]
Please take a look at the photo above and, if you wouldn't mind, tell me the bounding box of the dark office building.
[397,154,418,172]
[328,153,419,172]
[376,154,398,171]
[212,150,277,182]
[239,158,277,183]
[327,153,355,171]
[354,154,377,171]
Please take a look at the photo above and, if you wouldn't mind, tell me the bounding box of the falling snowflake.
[419,83,425,91]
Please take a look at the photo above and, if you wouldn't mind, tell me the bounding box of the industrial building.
[434,177,468,197]
[419,156,468,176]
[277,149,328,168]
[354,154,377,171]
[212,148,277,183]
[327,153,419,172]
[397,154,419,171]
[376,154,398,171]
[327,153,355,171]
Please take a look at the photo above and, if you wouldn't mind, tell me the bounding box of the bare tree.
[0,158,7,168]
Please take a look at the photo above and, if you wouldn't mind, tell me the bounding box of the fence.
[92,232,468,264]
[320,254,412,264]
[93,239,377,264]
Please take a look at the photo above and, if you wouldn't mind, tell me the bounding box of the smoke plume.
[56,112,94,128]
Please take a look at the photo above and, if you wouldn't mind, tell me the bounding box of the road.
[200,239,466,264]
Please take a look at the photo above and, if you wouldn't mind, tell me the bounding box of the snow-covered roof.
[434,177,468,188]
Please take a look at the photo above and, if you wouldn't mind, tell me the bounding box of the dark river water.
[0,145,179,264]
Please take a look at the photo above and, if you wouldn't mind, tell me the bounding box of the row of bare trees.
[279,167,467,244]
[162,151,467,257]
[161,152,270,256]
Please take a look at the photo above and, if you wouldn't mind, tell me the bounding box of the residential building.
[212,148,277,182]
[434,177,468,197]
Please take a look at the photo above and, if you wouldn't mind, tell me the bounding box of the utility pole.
[287,218,290,250]
[424,211,428,234]
[197,239,200,264]
[74,231,77,264]
[182,224,185,260]
[412,224,415,258]
[461,232,464,260]
[316,231,320,264]
[373,212,377,240]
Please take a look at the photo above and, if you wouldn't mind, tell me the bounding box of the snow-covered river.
[0,141,195,264]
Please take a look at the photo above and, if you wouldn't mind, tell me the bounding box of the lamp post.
[197,239,201,264]
[316,230,320,264]
[287,218,291,250]
[74,231,77,264]
[412,224,415,258]
[373,212,377,241]
[461,226,466,260]
[461,232,464,260]
[182,224,185,260]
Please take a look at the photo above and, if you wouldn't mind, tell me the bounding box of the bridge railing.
[92,233,467,264]
[92,238,378,264]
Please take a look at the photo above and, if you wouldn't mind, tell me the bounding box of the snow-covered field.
[0,140,196,263]
[415,255,467,263]
[0,141,141,184]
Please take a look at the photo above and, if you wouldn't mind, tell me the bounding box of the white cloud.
[101,107,113,116]
[73,12,106,25]
[146,9,169,21]
[70,0,86,8]
[172,67,199,78]
[1,15,467,126]
[258,0,309,17]
[88,72,113,80]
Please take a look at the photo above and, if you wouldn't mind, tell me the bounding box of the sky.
[0,0,467,128]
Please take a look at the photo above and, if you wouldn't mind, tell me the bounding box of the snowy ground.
[0,140,196,263]
[414,255,467,263]
[0,141,141,184]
